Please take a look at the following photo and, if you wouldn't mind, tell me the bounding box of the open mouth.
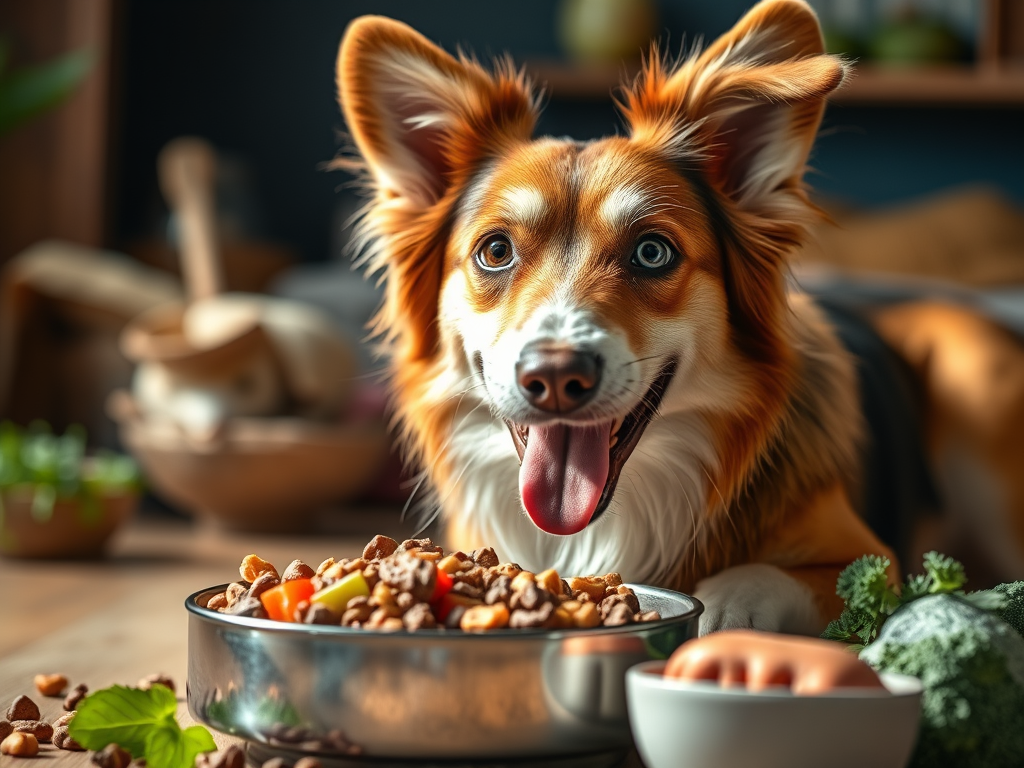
[505,359,678,536]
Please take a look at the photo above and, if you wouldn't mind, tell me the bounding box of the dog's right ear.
[338,17,537,209]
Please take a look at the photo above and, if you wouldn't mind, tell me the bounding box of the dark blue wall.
[116,0,1024,263]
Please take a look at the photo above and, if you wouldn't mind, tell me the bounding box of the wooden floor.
[0,508,412,766]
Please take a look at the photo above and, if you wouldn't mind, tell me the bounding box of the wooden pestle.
[157,137,224,301]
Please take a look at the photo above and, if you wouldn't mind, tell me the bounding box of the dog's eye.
[476,236,515,271]
[631,237,676,271]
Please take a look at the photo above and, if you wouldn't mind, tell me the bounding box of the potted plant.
[0,421,141,558]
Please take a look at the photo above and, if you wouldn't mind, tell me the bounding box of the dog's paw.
[694,564,820,636]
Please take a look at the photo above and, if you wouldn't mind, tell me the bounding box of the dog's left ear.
[622,0,846,215]
[337,16,537,209]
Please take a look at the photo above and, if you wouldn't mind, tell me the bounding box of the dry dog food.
[92,743,132,768]
[34,674,68,697]
[2,690,83,759]
[1,732,38,757]
[203,535,661,631]
[64,683,88,711]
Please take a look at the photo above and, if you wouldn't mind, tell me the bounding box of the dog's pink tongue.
[519,421,611,536]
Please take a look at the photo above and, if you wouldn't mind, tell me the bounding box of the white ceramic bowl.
[626,660,922,768]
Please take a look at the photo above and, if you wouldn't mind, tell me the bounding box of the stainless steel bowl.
[186,584,701,762]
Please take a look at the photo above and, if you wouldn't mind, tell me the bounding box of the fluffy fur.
[337,0,898,633]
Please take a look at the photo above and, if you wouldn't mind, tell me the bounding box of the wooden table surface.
[0,508,414,767]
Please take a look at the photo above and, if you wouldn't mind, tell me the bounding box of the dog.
[334,0,1024,634]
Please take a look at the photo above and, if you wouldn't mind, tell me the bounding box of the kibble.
[197,745,245,768]
[12,719,53,741]
[208,534,660,632]
[247,571,280,600]
[0,721,12,740]
[303,603,338,625]
[224,582,248,607]
[470,546,500,568]
[137,673,175,693]
[34,673,68,697]
[240,553,279,583]
[52,725,84,751]
[281,559,315,582]
[1,732,38,757]
[92,743,132,768]
[572,602,601,628]
[460,603,510,631]
[53,712,75,728]
[225,596,267,618]
[64,683,88,711]
[5,696,39,723]
[536,568,562,595]
[567,576,607,602]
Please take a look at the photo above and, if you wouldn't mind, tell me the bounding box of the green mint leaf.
[145,724,216,768]
[69,684,178,756]
[922,550,967,593]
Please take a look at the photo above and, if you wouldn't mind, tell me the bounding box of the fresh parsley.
[822,550,1007,650]
[68,684,216,768]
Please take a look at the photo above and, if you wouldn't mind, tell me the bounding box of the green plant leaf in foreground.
[68,683,216,768]
[146,724,217,768]
[0,47,94,135]
[69,684,177,755]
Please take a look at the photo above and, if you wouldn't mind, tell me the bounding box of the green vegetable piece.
[821,607,875,650]
[0,47,94,135]
[145,724,216,768]
[922,550,967,594]
[311,570,369,613]
[860,594,1024,768]
[836,554,896,616]
[991,581,1024,638]
[70,684,177,756]
[68,684,215,768]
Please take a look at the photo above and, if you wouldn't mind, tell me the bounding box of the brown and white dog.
[334,0,1024,634]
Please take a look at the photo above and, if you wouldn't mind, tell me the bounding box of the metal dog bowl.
[186,584,701,762]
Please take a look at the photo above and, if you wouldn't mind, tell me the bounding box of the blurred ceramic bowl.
[626,660,922,768]
[114,396,388,531]
[0,489,137,558]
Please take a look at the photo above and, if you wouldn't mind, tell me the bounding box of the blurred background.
[0,0,1022,558]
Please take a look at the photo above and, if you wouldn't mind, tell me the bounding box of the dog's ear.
[622,0,846,215]
[337,16,537,209]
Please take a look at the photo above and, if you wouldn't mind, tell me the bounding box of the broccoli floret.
[991,581,1024,638]
[921,551,967,594]
[836,554,895,614]
[860,594,1024,768]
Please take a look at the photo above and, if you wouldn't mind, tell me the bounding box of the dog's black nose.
[516,344,601,413]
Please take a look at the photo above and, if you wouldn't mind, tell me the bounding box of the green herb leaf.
[69,684,178,757]
[0,47,94,135]
[145,724,216,768]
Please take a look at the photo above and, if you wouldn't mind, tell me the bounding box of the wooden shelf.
[832,65,1024,107]
[525,59,1024,108]
[525,59,638,100]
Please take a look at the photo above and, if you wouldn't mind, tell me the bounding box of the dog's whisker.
[621,353,669,368]
[702,466,740,543]
[399,469,430,524]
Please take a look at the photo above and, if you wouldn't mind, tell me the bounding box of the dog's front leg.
[694,564,822,636]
